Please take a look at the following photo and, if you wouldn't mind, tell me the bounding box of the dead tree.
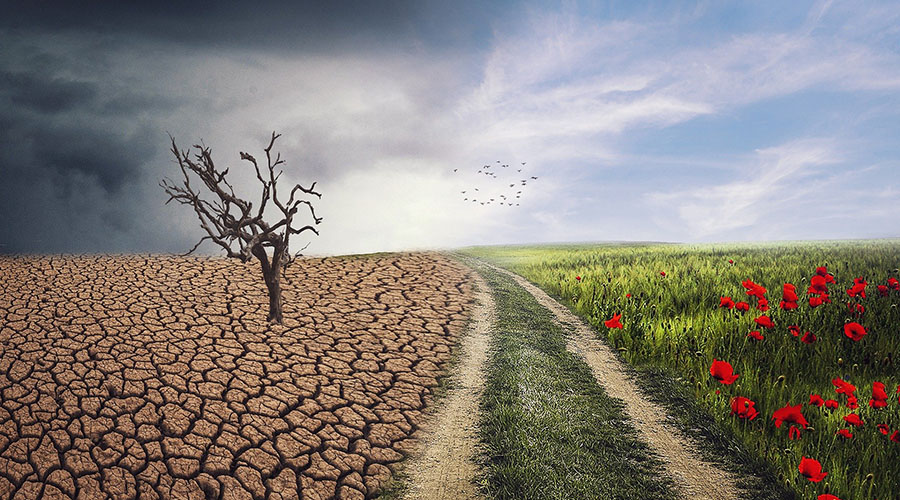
[160,132,322,324]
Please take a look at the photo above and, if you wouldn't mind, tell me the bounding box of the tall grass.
[466,241,900,500]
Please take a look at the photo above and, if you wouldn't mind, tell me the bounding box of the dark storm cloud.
[0,0,519,254]
[0,70,96,113]
[34,123,157,194]
[2,1,420,52]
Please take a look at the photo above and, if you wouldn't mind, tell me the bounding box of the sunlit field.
[466,240,900,500]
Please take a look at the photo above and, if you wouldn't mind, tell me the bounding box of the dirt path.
[485,262,741,500]
[400,271,491,500]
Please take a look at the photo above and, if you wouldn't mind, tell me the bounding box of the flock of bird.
[452,161,537,207]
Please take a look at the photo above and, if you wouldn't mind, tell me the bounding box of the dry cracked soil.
[0,253,474,500]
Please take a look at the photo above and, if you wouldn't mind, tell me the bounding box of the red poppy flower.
[846,302,864,317]
[891,430,900,442]
[815,266,829,277]
[798,456,827,482]
[824,399,839,409]
[808,296,824,307]
[847,278,867,298]
[801,331,817,344]
[870,399,887,409]
[888,277,900,290]
[788,425,802,440]
[719,296,735,309]
[788,325,801,337]
[742,279,767,299]
[735,301,750,312]
[710,359,740,385]
[844,413,864,427]
[747,330,764,341]
[809,394,824,407]
[625,293,632,298]
[809,275,829,294]
[847,395,859,409]
[779,300,798,310]
[877,423,890,435]
[575,275,582,281]
[844,322,867,341]
[772,404,808,429]
[660,271,666,277]
[832,378,856,396]
[728,259,734,264]
[872,382,888,400]
[604,313,623,329]
[836,428,853,439]
[818,495,842,500]
[869,382,888,408]
[757,299,769,311]
[730,396,758,420]
[782,283,799,302]
[754,315,774,329]
[877,285,889,297]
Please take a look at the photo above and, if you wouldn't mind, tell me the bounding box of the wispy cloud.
[646,138,844,238]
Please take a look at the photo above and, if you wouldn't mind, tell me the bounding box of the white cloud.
[646,138,843,237]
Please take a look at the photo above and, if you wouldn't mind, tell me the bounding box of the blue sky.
[1,0,898,255]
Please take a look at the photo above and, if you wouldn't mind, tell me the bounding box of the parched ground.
[0,253,474,500]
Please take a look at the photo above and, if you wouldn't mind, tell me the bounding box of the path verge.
[484,261,741,499]
[463,257,676,499]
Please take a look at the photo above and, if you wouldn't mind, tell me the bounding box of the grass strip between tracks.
[469,258,675,500]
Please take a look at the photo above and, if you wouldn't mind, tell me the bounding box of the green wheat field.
[466,240,900,500]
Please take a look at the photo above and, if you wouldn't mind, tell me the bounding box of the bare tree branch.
[160,132,322,323]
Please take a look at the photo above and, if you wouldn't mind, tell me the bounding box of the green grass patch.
[467,257,674,500]
[464,240,900,500]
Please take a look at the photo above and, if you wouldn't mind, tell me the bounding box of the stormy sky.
[1,1,899,256]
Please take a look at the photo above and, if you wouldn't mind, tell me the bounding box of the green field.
[465,240,900,500]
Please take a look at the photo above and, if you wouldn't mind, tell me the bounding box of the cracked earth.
[0,253,473,500]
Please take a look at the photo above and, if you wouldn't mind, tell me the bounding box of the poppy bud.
[806,426,815,433]
[865,473,874,482]
[838,358,844,366]
[852,363,859,370]
[776,375,786,384]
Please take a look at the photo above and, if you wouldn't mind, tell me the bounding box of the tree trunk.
[252,244,284,324]
[264,268,283,324]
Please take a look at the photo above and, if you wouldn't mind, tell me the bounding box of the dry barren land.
[0,253,474,500]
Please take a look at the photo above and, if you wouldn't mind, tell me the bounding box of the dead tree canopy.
[160,131,321,324]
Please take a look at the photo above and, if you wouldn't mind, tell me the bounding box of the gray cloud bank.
[1,1,898,255]
[0,1,503,255]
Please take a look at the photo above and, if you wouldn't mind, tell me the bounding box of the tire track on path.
[482,261,741,500]
[400,269,491,500]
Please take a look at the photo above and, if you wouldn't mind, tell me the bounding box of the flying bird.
[531,176,538,180]
[453,168,458,172]
[521,162,526,165]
